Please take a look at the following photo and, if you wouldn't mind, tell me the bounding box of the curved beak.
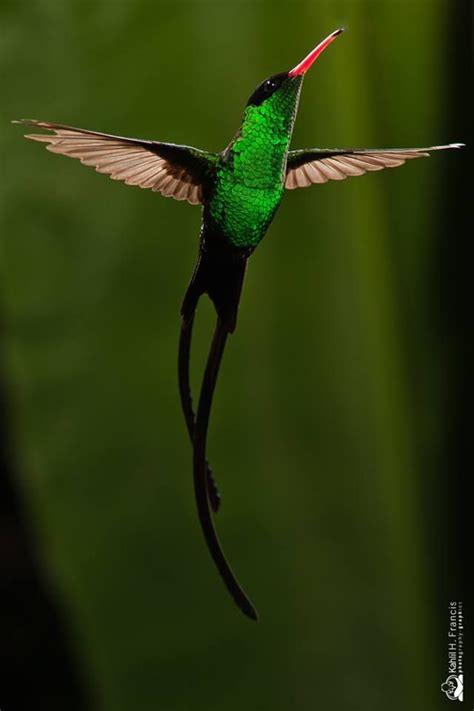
[288,28,344,77]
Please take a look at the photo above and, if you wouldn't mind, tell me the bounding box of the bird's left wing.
[285,144,464,188]
[14,119,215,205]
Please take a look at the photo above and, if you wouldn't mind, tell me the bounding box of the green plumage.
[207,76,303,249]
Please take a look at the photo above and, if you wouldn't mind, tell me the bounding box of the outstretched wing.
[14,119,215,205]
[285,144,464,189]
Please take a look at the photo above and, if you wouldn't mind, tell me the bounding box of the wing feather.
[285,144,464,189]
[14,119,213,205]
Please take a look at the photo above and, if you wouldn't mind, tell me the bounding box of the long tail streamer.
[179,314,221,512]
[190,316,258,620]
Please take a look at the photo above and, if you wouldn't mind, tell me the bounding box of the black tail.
[179,314,221,513]
[193,318,257,620]
[179,249,257,619]
[181,249,248,333]
[178,248,248,512]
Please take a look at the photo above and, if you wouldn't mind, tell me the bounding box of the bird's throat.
[206,76,303,250]
[231,75,303,189]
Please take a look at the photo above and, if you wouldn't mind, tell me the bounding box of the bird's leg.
[179,312,221,512]
[193,317,257,620]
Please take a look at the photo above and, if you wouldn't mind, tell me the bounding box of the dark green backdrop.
[1,1,471,710]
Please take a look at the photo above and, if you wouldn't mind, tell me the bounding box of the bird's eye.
[264,79,277,92]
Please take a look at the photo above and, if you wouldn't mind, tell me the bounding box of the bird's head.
[242,28,344,134]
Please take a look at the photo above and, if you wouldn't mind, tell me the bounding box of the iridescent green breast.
[208,77,303,250]
[208,172,284,249]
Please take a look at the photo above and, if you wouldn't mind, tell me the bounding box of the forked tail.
[179,250,257,619]
[179,249,248,510]
[181,248,248,334]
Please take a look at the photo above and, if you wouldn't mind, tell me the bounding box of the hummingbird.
[14,28,463,622]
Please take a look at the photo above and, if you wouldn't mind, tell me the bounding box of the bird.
[14,27,464,622]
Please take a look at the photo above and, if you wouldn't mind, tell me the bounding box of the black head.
[246,72,289,107]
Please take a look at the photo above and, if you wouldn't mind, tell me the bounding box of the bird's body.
[182,73,304,330]
[208,74,302,250]
[15,28,463,621]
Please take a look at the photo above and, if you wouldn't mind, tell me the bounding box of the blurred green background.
[0,1,471,710]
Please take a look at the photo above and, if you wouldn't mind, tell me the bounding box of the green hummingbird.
[14,28,463,621]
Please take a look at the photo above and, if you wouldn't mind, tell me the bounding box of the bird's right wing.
[285,144,464,188]
[14,119,216,205]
